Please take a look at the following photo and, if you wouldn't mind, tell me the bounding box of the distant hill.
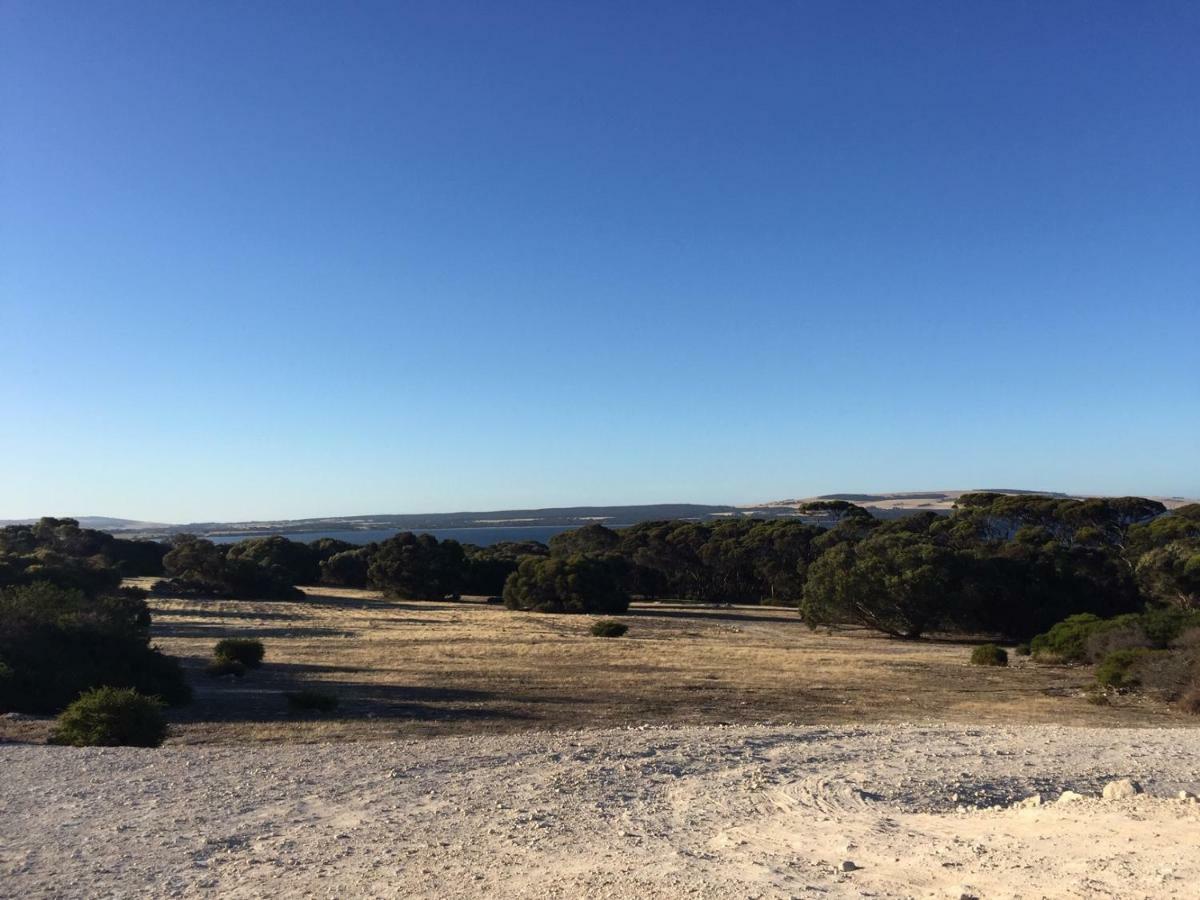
[0,516,170,531]
[10,491,1195,539]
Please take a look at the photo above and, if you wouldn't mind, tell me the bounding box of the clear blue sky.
[2,1,1197,522]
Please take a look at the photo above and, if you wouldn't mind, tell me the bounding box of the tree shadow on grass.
[295,590,466,613]
[150,607,306,622]
[152,622,351,640]
[171,658,529,724]
[629,606,802,626]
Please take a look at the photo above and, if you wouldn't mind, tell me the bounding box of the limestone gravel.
[2,723,1199,898]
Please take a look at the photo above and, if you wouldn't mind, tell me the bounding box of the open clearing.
[3,724,1199,898]
[3,583,1185,745]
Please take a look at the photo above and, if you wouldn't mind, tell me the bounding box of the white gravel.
[3,724,1199,898]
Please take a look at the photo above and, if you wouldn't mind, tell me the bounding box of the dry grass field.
[4,580,1181,744]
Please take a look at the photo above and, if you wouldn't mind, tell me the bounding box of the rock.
[1057,790,1086,804]
[840,860,860,872]
[1177,790,1196,802]
[1102,779,1142,801]
[1016,794,1042,808]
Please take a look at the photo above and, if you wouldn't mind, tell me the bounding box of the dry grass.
[3,581,1189,744]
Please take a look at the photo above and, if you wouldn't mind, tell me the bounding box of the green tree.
[548,524,621,557]
[801,532,959,638]
[368,533,465,600]
[502,555,629,614]
[1136,539,1200,610]
[226,535,320,585]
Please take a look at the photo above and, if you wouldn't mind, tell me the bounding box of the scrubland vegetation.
[2,494,1198,744]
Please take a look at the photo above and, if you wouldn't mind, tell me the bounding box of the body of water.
[208,524,599,547]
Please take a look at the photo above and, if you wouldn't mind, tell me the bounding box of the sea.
[207,524,596,547]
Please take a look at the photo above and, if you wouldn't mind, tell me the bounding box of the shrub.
[205,658,247,678]
[1095,648,1152,689]
[213,638,264,668]
[49,687,167,747]
[286,689,338,713]
[1178,688,1200,716]
[1014,643,1031,656]
[590,620,628,638]
[970,644,1008,667]
[1029,614,1104,663]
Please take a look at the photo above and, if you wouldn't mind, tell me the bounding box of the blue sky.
[2,1,1197,522]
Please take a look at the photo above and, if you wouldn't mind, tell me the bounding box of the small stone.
[1102,779,1142,801]
[1177,790,1196,802]
[1057,790,1086,804]
[840,860,860,872]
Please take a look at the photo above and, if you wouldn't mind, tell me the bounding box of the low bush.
[48,686,167,747]
[1178,688,1200,716]
[1029,614,1104,663]
[1014,643,1031,657]
[205,658,247,678]
[969,644,1008,667]
[213,638,265,668]
[285,689,338,713]
[1134,647,1197,699]
[590,620,628,638]
[1095,648,1152,689]
[1030,609,1200,665]
[1085,623,1152,662]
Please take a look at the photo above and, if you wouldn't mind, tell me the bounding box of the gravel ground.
[2,724,1199,898]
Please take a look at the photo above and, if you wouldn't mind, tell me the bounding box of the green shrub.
[285,689,338,713]
[1029,614,1104,663]
[1014,643,1031,656]
[205,658,247,678]
[213,638,264,668]
[49,687,167,747]
[1095,648,1152,689]
[590,620,628,638]
[970,644,1008,667]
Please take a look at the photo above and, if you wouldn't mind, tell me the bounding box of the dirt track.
[3,723,1198,898]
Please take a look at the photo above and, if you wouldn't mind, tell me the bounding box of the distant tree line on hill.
[128,494,1200,639]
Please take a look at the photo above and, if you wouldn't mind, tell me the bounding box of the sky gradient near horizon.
[3,1,1198,521]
